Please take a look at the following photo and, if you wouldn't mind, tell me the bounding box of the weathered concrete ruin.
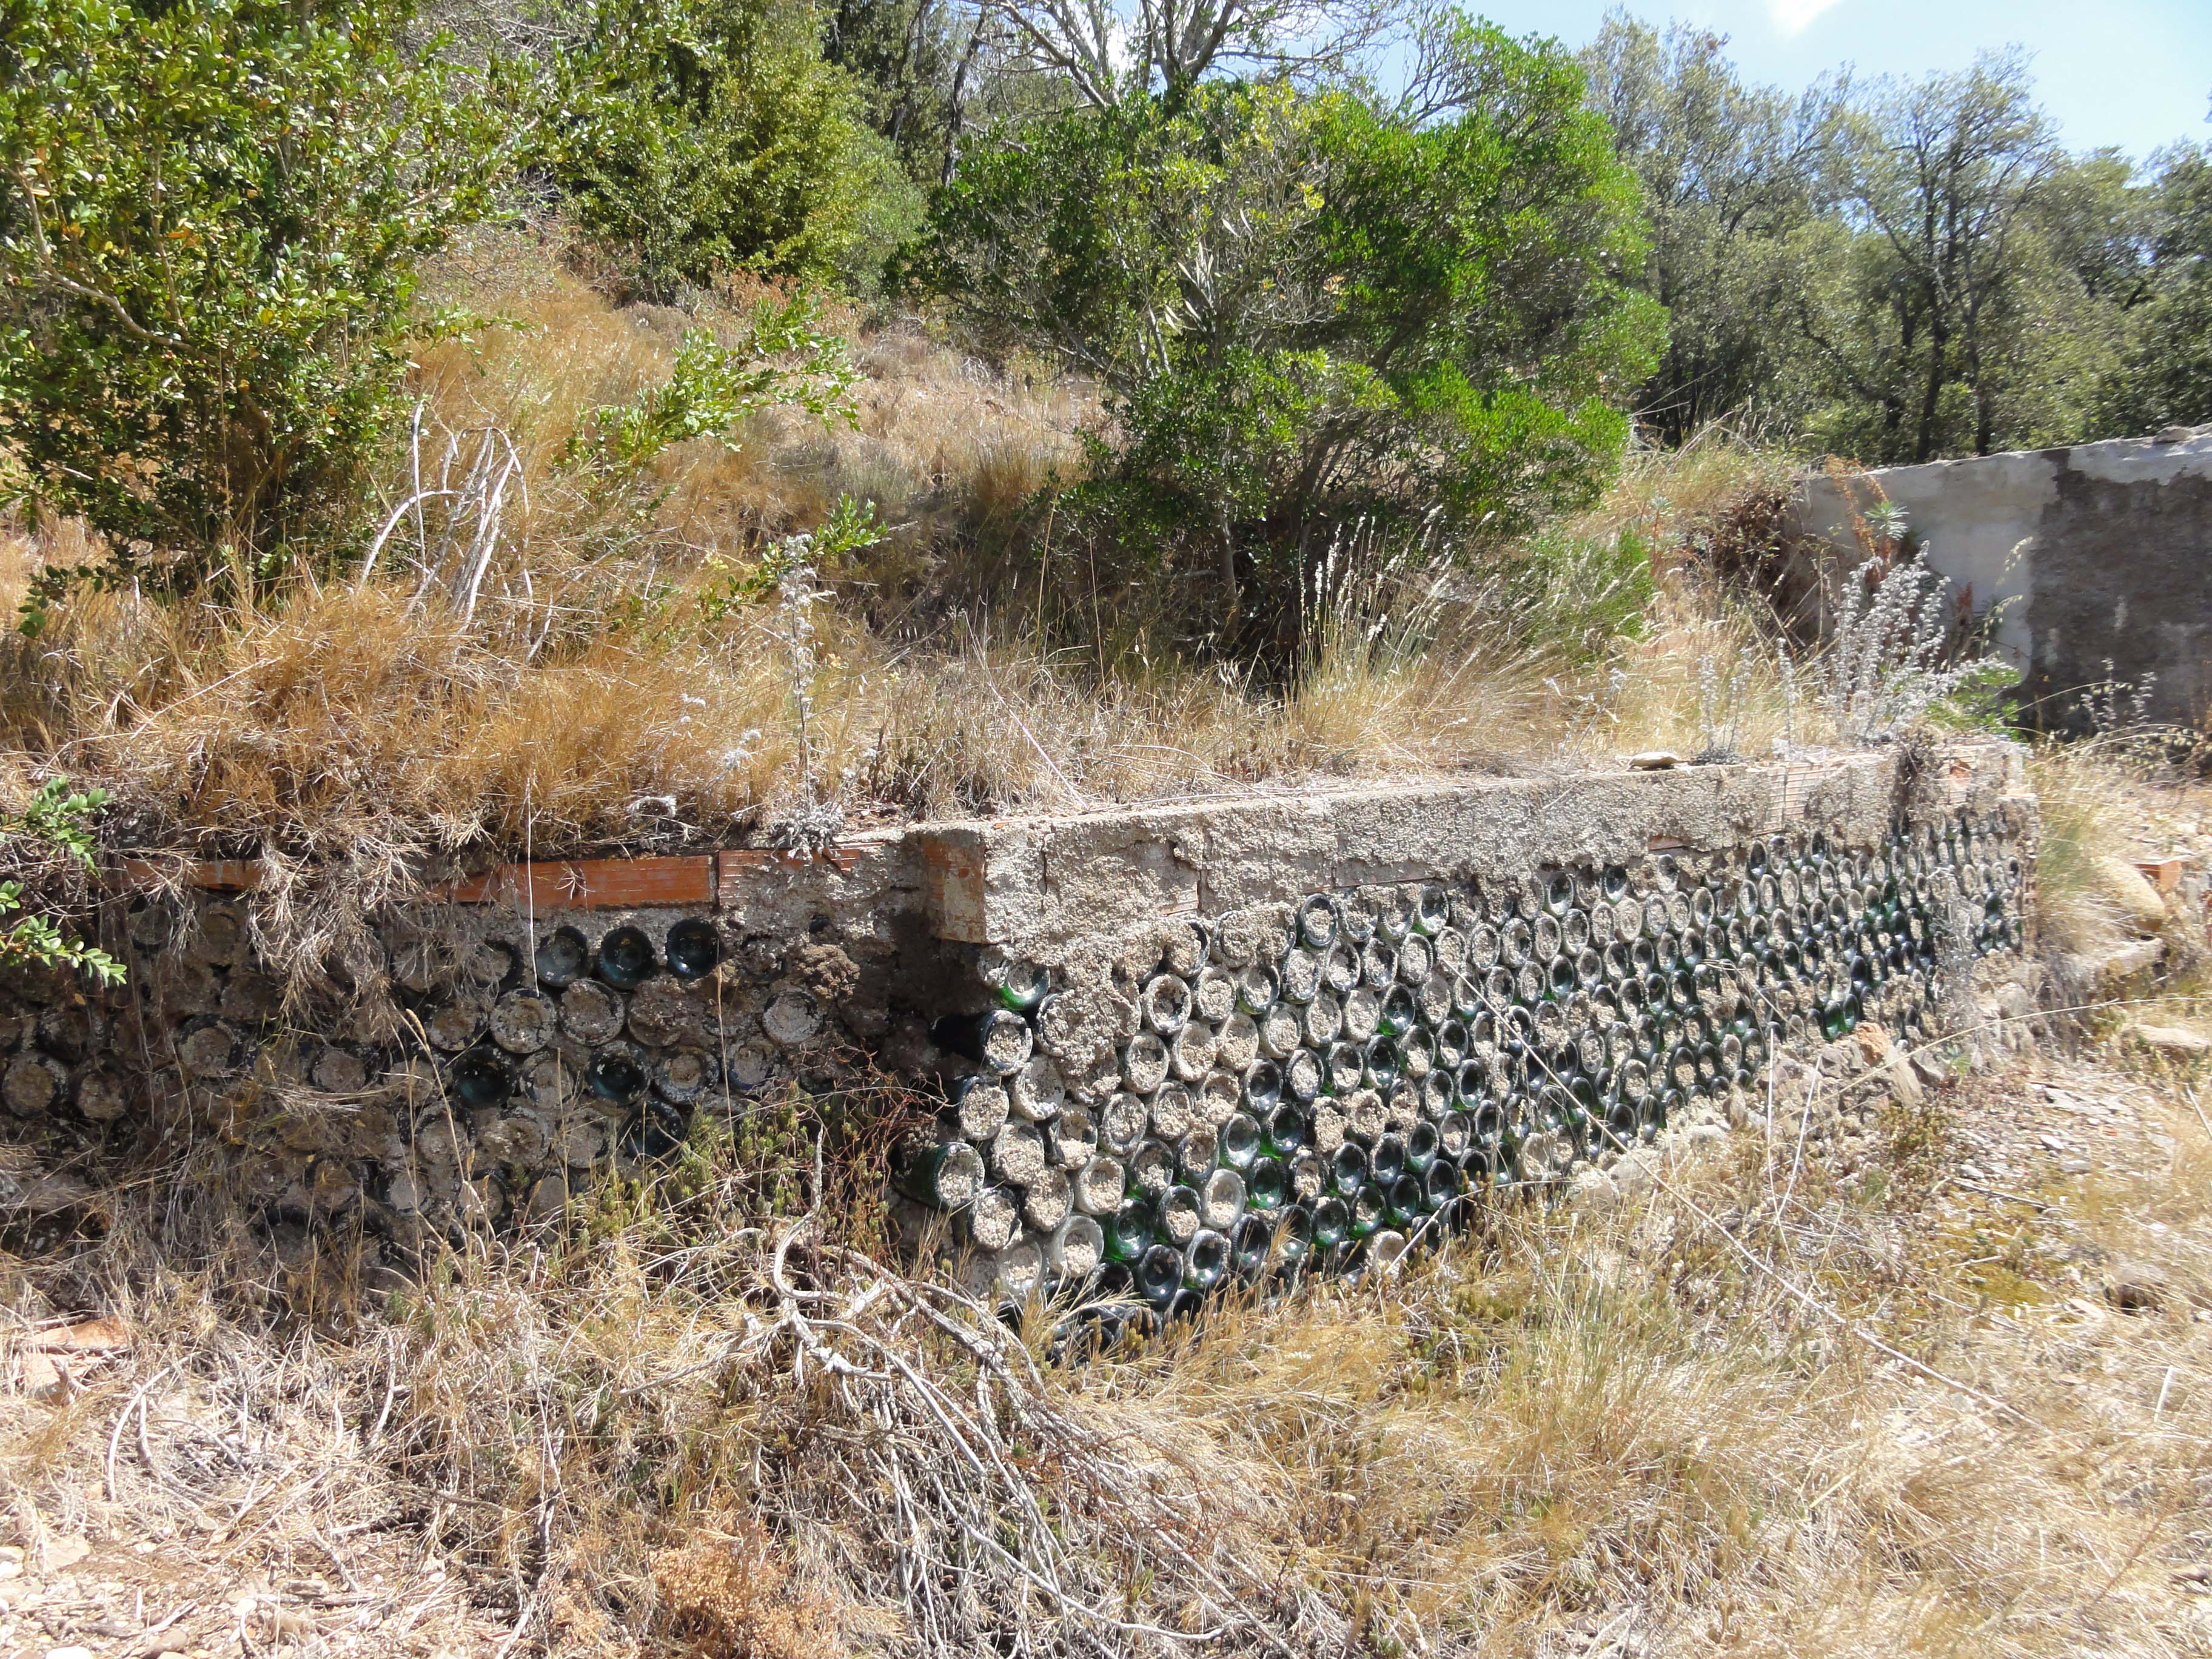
[2,740,2036,1317]
[1792,427,2212,731]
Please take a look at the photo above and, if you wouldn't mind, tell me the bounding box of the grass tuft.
[3,1038,2208,1655]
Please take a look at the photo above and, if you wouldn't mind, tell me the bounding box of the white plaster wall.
[1790,430,2212,726]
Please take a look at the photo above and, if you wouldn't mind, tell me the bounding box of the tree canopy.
[916,18,1659,653]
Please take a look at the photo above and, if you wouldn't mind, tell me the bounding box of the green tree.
[1580,13,1844,442]
[0,0,509,598]
[1581,26,2184,462]
[916,17,1658,655]
[2096,141,2212,434]
[545,0,924,295]
[1794,51,2068,461]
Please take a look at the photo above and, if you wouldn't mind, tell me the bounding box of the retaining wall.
[0,741,2036,1312]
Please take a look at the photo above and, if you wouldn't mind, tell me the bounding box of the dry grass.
[0,223,1812,880]
[2031,740,2146,964]
[410,224,1090,580]
[0,1027,2207,1657]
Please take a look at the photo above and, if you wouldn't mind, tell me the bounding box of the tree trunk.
[1882,302,1916,445]
[940,5,989,187]
[1219,515,1239,626]
[1914,312,1946,463]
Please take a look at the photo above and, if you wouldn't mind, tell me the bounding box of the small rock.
[1855,1027,1923,1106]
[1567,1168,1620,1207]
[1610,1150,1659,1193]
[44,1646,95,1659]
[11,1350,67,1399]
[1994,984,2035,1024]
[1881,1059,1924,1108]
[2093,939,2165,988]
[2059,1156,2091,1175]
[41,1535,90,1573]
[260,1605,319,1641]
[2125,1022,2210,1059]
[2093,855,2169,935]
[2106,1261,2174,1313]
[1627,751,1684,771]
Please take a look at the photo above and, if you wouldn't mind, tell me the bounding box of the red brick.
[446,856,716,910]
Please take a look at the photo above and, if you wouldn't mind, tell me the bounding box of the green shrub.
[913,19,1660,657]
[0,0,509,606]
[0,779,122,984]
[565,294,861,478]
[545,0,923,297]
[2095,142,2212,435]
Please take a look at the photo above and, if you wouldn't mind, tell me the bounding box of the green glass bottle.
[1348,1184,1386,1238]
[1369,1173,1411,1228]
[982,947,1050,1013]
[1311,1196,1350,1249]
[1105,1195,1154,1262]
[895,1141,987,1211]
[1245,1156,1287,1212]
[1184,1230,1230,1291]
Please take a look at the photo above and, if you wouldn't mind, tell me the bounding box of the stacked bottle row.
[905,813,2028,1315]
[4,896,845,1238]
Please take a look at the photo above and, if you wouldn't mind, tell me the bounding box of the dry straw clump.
[0,224,1846,886]
[2,1033,2207,1657]
[652,1525,839,1659]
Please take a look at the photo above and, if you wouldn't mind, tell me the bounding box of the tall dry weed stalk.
[1814,549,1985,743]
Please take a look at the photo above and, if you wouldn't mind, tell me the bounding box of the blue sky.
[1475,0,2212,163]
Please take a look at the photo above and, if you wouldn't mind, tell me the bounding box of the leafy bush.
[566,295,862,478]
[0,778,122,984]
[0,0,510,608]
[546,0,924,297]
[913,19,1660,656]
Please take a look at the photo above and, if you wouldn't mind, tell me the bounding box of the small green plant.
[759,497,885,850]
[699,492,885,621]
[566,296,862,478]
[0,779,123,984]
[0,0,512,620]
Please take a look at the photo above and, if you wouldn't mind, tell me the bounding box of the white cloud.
[1769,0,1848,35]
